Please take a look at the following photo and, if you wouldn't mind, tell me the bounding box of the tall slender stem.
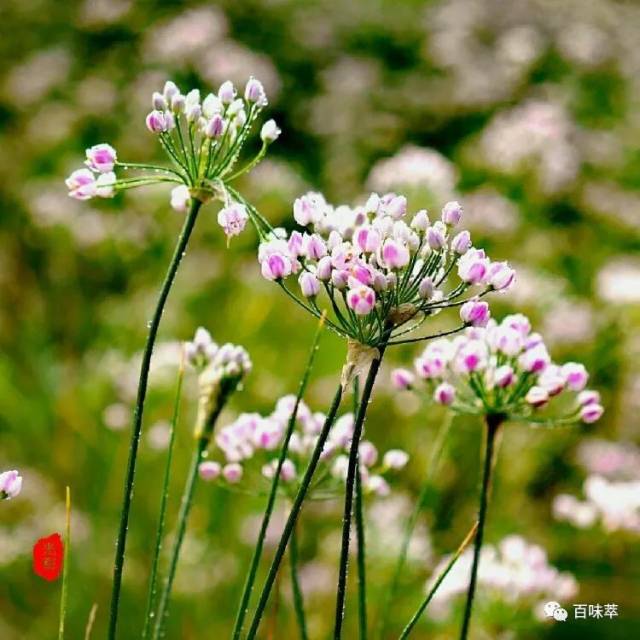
[353,377,368,640]
[354,468,367,639]
[245,384,344,640]
[152,398,227,640]
[289,524,309,640]
[378,412,454,638]
[231,317,325,639]
[334,332,391,640]
[459,414,502,640]
[142,357,185,639]
[58,487,71,640]
[108,199,202,640]
[399,522,478,639]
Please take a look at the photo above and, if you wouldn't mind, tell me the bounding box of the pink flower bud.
[302,233,327,260]
[488,261,516,291]
[244,77,266,104]
[146,110,173,133]
[0,470,22,500]
[562,362,589,391]
[434,382,455,405]
[442,201,462,226]
[503,314,531,337]
[451,230,471,255]
[367,476,390,496]
[316,256,333,281]
[170,185,191,212]
[198,461,221,481]
[525,386,549,408]
[85,143,117,173]
[355,226,381,253]
[261,119,281,143]
[386,195,407,219]
[218,80,236,104]
[299,271,320,298]
[383,449,409,469]
[520,344,550,373]
[218,203,249,238]
[66,168,96,200]
[288,231,304,257]
[171,93,186,113]
[163,80,179,101]
[222,463,243,483]
[539,365,565,396]
[577,390,600,406]
[580,403,604,423]
[411,209,430,231]
[152,91,167,111]
[391,368,415,390]
[204,114,225,138]
[346,285,376,315]
[426,223,446,250]
[458,248,489,284]
[331,269,349,290]
[261,253,292,281]
[460,300,490,327]
[359,441,378,467]
[494,365,514,388]
[381,239,410,269]
[418,276,435,300]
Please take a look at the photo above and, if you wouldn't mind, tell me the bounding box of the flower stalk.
[459,413,503,640]
[333,327,392,639]
[108,198,202,640]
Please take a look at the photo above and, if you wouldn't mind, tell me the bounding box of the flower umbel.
[199,395,408,498]
[257,193,514,346]
[393,313,603,425]
[66,78,278,240]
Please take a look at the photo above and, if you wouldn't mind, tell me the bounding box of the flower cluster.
[184,327,252,436]
[257,193,514,346]
[198,395,409,497]
[392,314,603,424]
[553,439,640,534]
[429,535,577,614]
[66,78,280,239]
[553,476,640,534]
[0,470,22,501]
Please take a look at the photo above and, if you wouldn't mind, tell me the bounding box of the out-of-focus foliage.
[0,0,638,638]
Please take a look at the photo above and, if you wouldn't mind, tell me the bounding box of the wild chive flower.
[184,327,252,436]
[0,470,22,500]
[257,193,514,347]
[198,395,408,498]
[66,78,278,241]
[392,314,603,425]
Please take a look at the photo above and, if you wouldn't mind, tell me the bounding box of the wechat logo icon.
[544,601,568,622]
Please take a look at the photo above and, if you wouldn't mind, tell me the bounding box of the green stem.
[152,393,228,640]
[334,330,391,640]
[399,522,478,639]
[245,383,344,640]
[459,414,502,640]
[354,467,367,639]
[378,412,454,638]
[290,524,309,640]
[353,378,368,640]
[231,317,326,639]
[142,358,186,639]
[107,199,202,640]
[58,487,71,640]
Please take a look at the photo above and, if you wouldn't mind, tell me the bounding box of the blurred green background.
[0,0,639,638]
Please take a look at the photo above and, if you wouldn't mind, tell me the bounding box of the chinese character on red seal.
[33,533,64,581]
